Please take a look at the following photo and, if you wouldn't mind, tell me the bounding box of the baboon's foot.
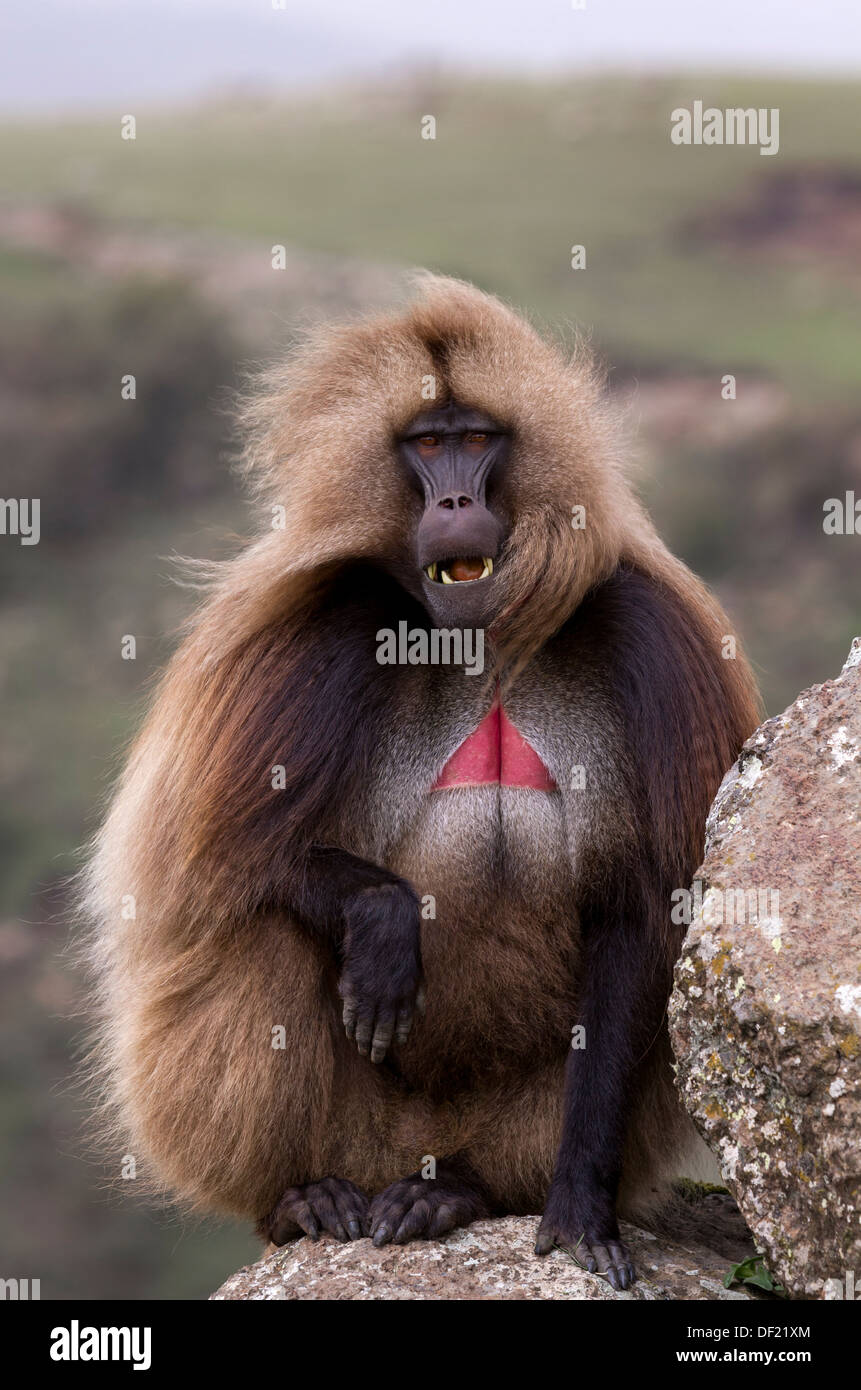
[535,1185,637,1290]
[536,1225,637,1291]
[369,1162,490,1247]
[258,1177,370,1246]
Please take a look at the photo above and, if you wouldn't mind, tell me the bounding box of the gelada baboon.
[84,275,759,1288]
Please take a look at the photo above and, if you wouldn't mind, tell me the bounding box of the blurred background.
[1,0,859,1299]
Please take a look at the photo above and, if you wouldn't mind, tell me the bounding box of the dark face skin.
[394,400,511,626]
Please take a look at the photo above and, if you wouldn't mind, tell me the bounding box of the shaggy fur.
[81,275,760,1237]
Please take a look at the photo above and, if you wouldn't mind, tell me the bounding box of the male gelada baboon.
[84,276,758,1288]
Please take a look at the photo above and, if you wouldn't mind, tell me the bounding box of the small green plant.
[674,1178,730,1201]
[724,1255,786,1296]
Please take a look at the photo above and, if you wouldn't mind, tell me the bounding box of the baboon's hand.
[338,882,424,1063]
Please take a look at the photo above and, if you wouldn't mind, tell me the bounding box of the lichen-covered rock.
[212,1205,759,1301]
[669,638,861,1299]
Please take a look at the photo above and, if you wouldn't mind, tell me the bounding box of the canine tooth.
[441,568,454,584]
[481,557,493,578]
[426,562,438,581]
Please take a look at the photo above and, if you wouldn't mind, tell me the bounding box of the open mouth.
[424,556,494,585]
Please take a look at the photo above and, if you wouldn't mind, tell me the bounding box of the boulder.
[670,638,861,1299]
[212,1200,759,1301]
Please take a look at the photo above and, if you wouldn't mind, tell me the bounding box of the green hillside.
[2,75,860,394]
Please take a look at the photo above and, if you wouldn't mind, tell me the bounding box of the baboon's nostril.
[437,493,474,510]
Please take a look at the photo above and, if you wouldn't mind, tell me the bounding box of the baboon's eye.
[465,432,489,446]
[417,434,440,449]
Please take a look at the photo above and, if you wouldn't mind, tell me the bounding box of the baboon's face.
[394,399,511,627]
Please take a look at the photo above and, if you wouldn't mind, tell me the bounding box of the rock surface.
[212,1199,759,1301]
[670,638,861,1299]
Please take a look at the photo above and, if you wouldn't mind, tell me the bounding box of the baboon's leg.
[456,1065,566,1215]
[459,1048,686,1223]
[366,1066,563,1246]
[122,913,440,1230]
[367,1052,684,1249]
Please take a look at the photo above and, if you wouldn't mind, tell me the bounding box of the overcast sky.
[2,0,860,113]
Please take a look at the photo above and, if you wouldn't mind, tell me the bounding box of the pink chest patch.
[432,702,556,791]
